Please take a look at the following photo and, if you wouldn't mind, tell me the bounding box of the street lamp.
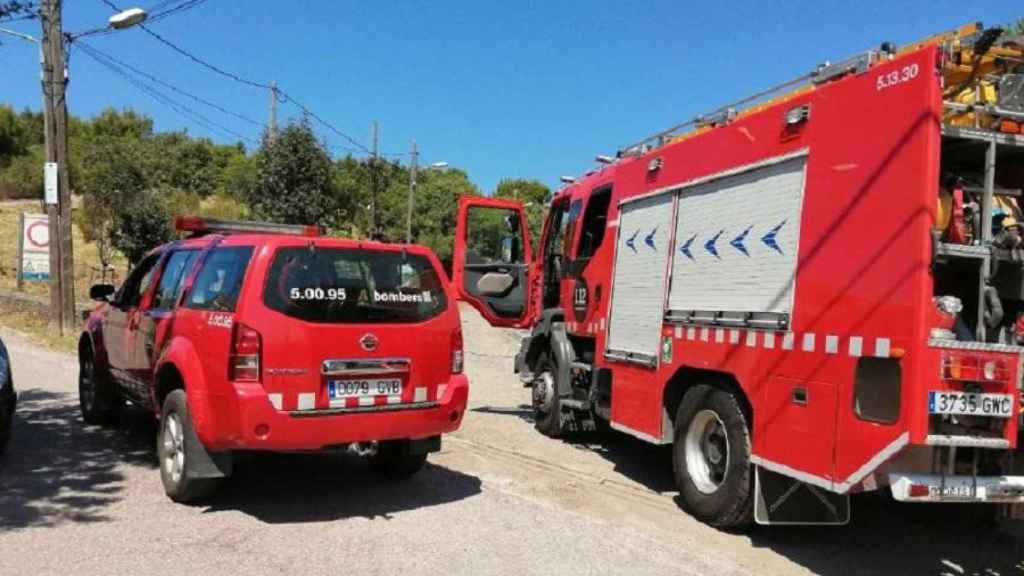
[108,7,147,29]
[1,3,147,334]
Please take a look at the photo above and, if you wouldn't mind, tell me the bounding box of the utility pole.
[268,81,277,142]
[41,0,74,334]
[406,140,417,243]
[370,121,379,239]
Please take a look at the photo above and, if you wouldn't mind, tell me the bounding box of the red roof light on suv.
[175,216,320,237]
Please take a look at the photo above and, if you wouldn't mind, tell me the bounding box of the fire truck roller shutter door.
[668,154,807,318]
[606,193,676,362]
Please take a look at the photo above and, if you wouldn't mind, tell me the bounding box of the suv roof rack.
[175,216,321,237]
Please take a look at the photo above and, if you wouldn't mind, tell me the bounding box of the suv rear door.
[173,244,256,401]
[453,196,535,328]
[253,244,458,415]
[130,248,200,406]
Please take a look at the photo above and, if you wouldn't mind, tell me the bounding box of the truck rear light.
[908,484,930,498]
[451,328,464,374]
[941,352,1008,384]
[231,322,262,382]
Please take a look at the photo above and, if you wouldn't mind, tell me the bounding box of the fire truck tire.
[673,384,753,528]
[369,440,428,477]
[531,353,563,438]
[78,348,122,427]
[158,390,222,503]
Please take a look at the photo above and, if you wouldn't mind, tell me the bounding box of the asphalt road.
[1,305,1023,576]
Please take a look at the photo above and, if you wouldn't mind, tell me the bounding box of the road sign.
[18,213,50,282]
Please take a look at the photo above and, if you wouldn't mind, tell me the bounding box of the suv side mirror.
[90,283,116,302]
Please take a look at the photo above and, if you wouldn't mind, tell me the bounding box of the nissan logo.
[360,333,379,352]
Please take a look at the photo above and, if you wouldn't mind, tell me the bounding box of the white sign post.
[17,213,51,287]
[44,162,58,205]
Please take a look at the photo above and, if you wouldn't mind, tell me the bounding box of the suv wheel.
[79,351,122,426]
[158,390,222,502]
[672,384,754,528]
[368,440,427,478]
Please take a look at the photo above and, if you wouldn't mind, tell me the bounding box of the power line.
[75,40,258,144]
[77,38,263,128]
[89,0,372,155]
[145,0,206,25]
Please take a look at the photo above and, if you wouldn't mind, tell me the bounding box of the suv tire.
[158,390,222,502]
[672,384,754,528]
[369,440,428,478]
[79,349,122,426]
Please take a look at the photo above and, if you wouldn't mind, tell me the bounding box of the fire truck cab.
[453,23,1024,526]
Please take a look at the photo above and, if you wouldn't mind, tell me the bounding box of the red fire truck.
[453,23,1024,526]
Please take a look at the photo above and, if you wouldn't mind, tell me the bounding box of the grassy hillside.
[0,199,128,300]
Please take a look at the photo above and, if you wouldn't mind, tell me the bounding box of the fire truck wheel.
[531,353,562,438]
[369,440,428,478]
[158,390,222,503]
[78,349,122,427]
[673,384,753,528]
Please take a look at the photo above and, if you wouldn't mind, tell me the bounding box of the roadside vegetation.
[0,105,550,344]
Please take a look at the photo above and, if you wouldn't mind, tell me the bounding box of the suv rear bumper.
[196,374,469,451]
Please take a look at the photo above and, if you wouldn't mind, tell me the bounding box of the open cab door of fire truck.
[453,196,536,328]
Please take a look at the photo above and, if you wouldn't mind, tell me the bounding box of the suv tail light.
[941,352,1008,384]
[231,322,262,382]
[451,328,464,374]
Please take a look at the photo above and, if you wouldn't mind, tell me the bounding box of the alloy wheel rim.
[685,409,730,494]
[162,413,185,484]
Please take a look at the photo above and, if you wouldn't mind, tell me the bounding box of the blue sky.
[1,1,1020,193]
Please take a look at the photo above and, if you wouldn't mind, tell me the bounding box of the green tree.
[80,143,147,267]
[112,190,174,266]
[332,155,371,236]
[0,144,44,199]
[412,167,479,261]
[494,177,551,252]
[0,104,31,162]
[86,108,154,140]
[247,120,338,226]
[217,152,256,199]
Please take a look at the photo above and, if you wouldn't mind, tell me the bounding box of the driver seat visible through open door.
[452,196,536,328]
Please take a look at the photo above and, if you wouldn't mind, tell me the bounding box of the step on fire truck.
[452,23,1024,526]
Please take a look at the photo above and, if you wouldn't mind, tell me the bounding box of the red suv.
[79,217,468,502]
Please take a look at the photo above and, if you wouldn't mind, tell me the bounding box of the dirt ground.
[1,303,1022,575]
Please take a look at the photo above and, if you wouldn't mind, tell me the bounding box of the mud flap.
[183,426,233,479]
[754,466,850,525]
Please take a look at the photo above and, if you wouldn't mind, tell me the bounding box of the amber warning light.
[175,216,321,237]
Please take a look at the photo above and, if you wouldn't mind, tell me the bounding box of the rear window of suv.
[263,247,448,323]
